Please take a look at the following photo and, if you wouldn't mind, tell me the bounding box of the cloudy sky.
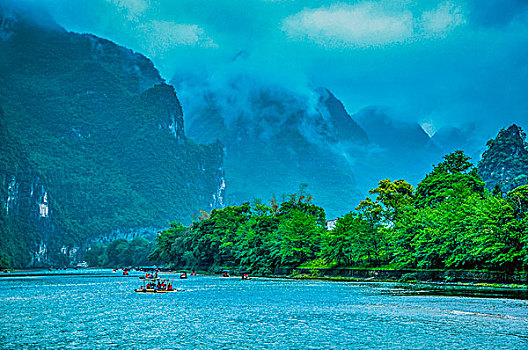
[24,0,528,142]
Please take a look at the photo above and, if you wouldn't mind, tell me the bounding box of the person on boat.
[167,283,173,291]
[222,271,230,277]
[180,272,187,279]
[242,273,249,280]
[190,270,196,276]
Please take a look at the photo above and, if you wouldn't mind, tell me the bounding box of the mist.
[23,0,526,146]
[17,0,525,141]
[11,0,528,212]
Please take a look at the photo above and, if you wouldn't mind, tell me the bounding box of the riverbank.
[284,267,528,284]
[293,276,528,299]
[274,268,528,299]
[5,266,527,287]
[3,267,527,299]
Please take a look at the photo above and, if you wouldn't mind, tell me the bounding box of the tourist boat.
[135,274,177,293]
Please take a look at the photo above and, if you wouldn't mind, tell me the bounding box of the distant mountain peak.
[0,2,62,35]
[315,88,369,144]
[478,124,528,191]
[353,106,433,150]
[0,3,224,267]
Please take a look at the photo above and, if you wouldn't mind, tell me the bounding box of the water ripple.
[0,272,527,349]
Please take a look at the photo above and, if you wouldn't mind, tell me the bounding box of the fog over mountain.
[8,0,528,212]
[24,0,528,136]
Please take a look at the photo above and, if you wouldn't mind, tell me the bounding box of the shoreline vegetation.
[12,150,526,297]
[71,150,528,291]
[146,151,528,280]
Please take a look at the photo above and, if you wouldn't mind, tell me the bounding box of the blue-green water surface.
[0,270,527,349]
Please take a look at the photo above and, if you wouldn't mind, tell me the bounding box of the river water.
[0,270,527,349]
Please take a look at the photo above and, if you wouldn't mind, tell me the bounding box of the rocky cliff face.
[0,5,224,267]
[178,75,366,218]
[478,124,528,192]
[175,70,450,218]
[351,106,445,187]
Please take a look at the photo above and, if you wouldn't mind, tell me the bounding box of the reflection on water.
[1,270,527,349]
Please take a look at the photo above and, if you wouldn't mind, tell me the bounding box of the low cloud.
[104,0,149,22]
[11,0,528,155]
[420,1,466,37]
[138,20,216,57]
[282,1,466,47]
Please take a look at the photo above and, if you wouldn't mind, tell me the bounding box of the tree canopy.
[151,153,528,273]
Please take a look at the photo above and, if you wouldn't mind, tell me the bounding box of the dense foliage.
[150,187,327,274]
[154,152,528,273]
[84,237,156,268]
[0,9,223,267]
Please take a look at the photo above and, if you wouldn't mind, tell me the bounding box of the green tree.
[150,222,189,266]
[186,203,252,270]
[0,253,10,269]
[233,210,281,273]
[506,185,528,219]
[122,237,154,266]
[105,239,129,267]
[392,193,527,271]
[321,212,385,267]
[84,242,105,267]
[276,209,323,267]
[415,151,485,207]
[359,179,414,225]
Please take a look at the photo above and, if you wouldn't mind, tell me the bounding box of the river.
[0,270,527,349]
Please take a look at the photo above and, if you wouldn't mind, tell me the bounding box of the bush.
[399,272,418,282]
[0,253,10,269]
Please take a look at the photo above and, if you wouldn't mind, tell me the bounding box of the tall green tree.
[506,185,528,219]
[276,209,323,267]
[233,210,281,273]
[150,222,189,267]
[321,212,386,267]
[358,179,414,225]
[415,150,485,207]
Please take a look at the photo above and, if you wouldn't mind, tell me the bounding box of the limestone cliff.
[478,124,528,192]
[0,4,224,267]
